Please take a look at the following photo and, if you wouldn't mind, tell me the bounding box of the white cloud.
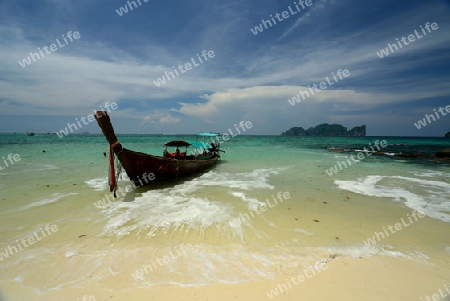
[159,114,180,124]
[177,84,424,120]
[140,115,155,125]
[0,0,449,136]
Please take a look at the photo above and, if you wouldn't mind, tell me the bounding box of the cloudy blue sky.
[0,0,449,136]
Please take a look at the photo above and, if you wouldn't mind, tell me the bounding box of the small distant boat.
[95,111,223,191]
[26,132,35,136]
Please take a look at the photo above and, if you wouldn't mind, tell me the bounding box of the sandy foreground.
[1,256,449,301]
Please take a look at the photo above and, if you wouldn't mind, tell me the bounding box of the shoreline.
[2,256,449,301]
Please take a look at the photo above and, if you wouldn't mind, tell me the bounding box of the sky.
[0,0,449,136]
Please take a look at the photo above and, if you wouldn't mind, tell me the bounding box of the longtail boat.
[95,111,222,192]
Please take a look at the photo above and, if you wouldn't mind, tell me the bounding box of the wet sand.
[2,256,449,301]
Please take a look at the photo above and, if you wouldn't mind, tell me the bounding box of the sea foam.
[98,168,284,239]
[20,193,77,211]
[335,175,450,222]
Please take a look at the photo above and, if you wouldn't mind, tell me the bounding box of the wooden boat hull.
[114,145,219,186]
[95,111,220,187]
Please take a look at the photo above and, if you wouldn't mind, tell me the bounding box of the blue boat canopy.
[189,141,210,149]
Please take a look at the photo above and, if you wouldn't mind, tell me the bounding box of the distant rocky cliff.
[446,131,450,138]
[281,123,366,137]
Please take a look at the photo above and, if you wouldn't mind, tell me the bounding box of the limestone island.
[281,123,366,137]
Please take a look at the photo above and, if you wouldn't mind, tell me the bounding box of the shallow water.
[0,134,449,291]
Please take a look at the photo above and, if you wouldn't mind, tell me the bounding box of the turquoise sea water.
[0,133,449,292]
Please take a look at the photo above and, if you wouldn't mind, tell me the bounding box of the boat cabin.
[162,133,221,161]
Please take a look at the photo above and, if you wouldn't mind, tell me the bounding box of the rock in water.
[436,148,450,158]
